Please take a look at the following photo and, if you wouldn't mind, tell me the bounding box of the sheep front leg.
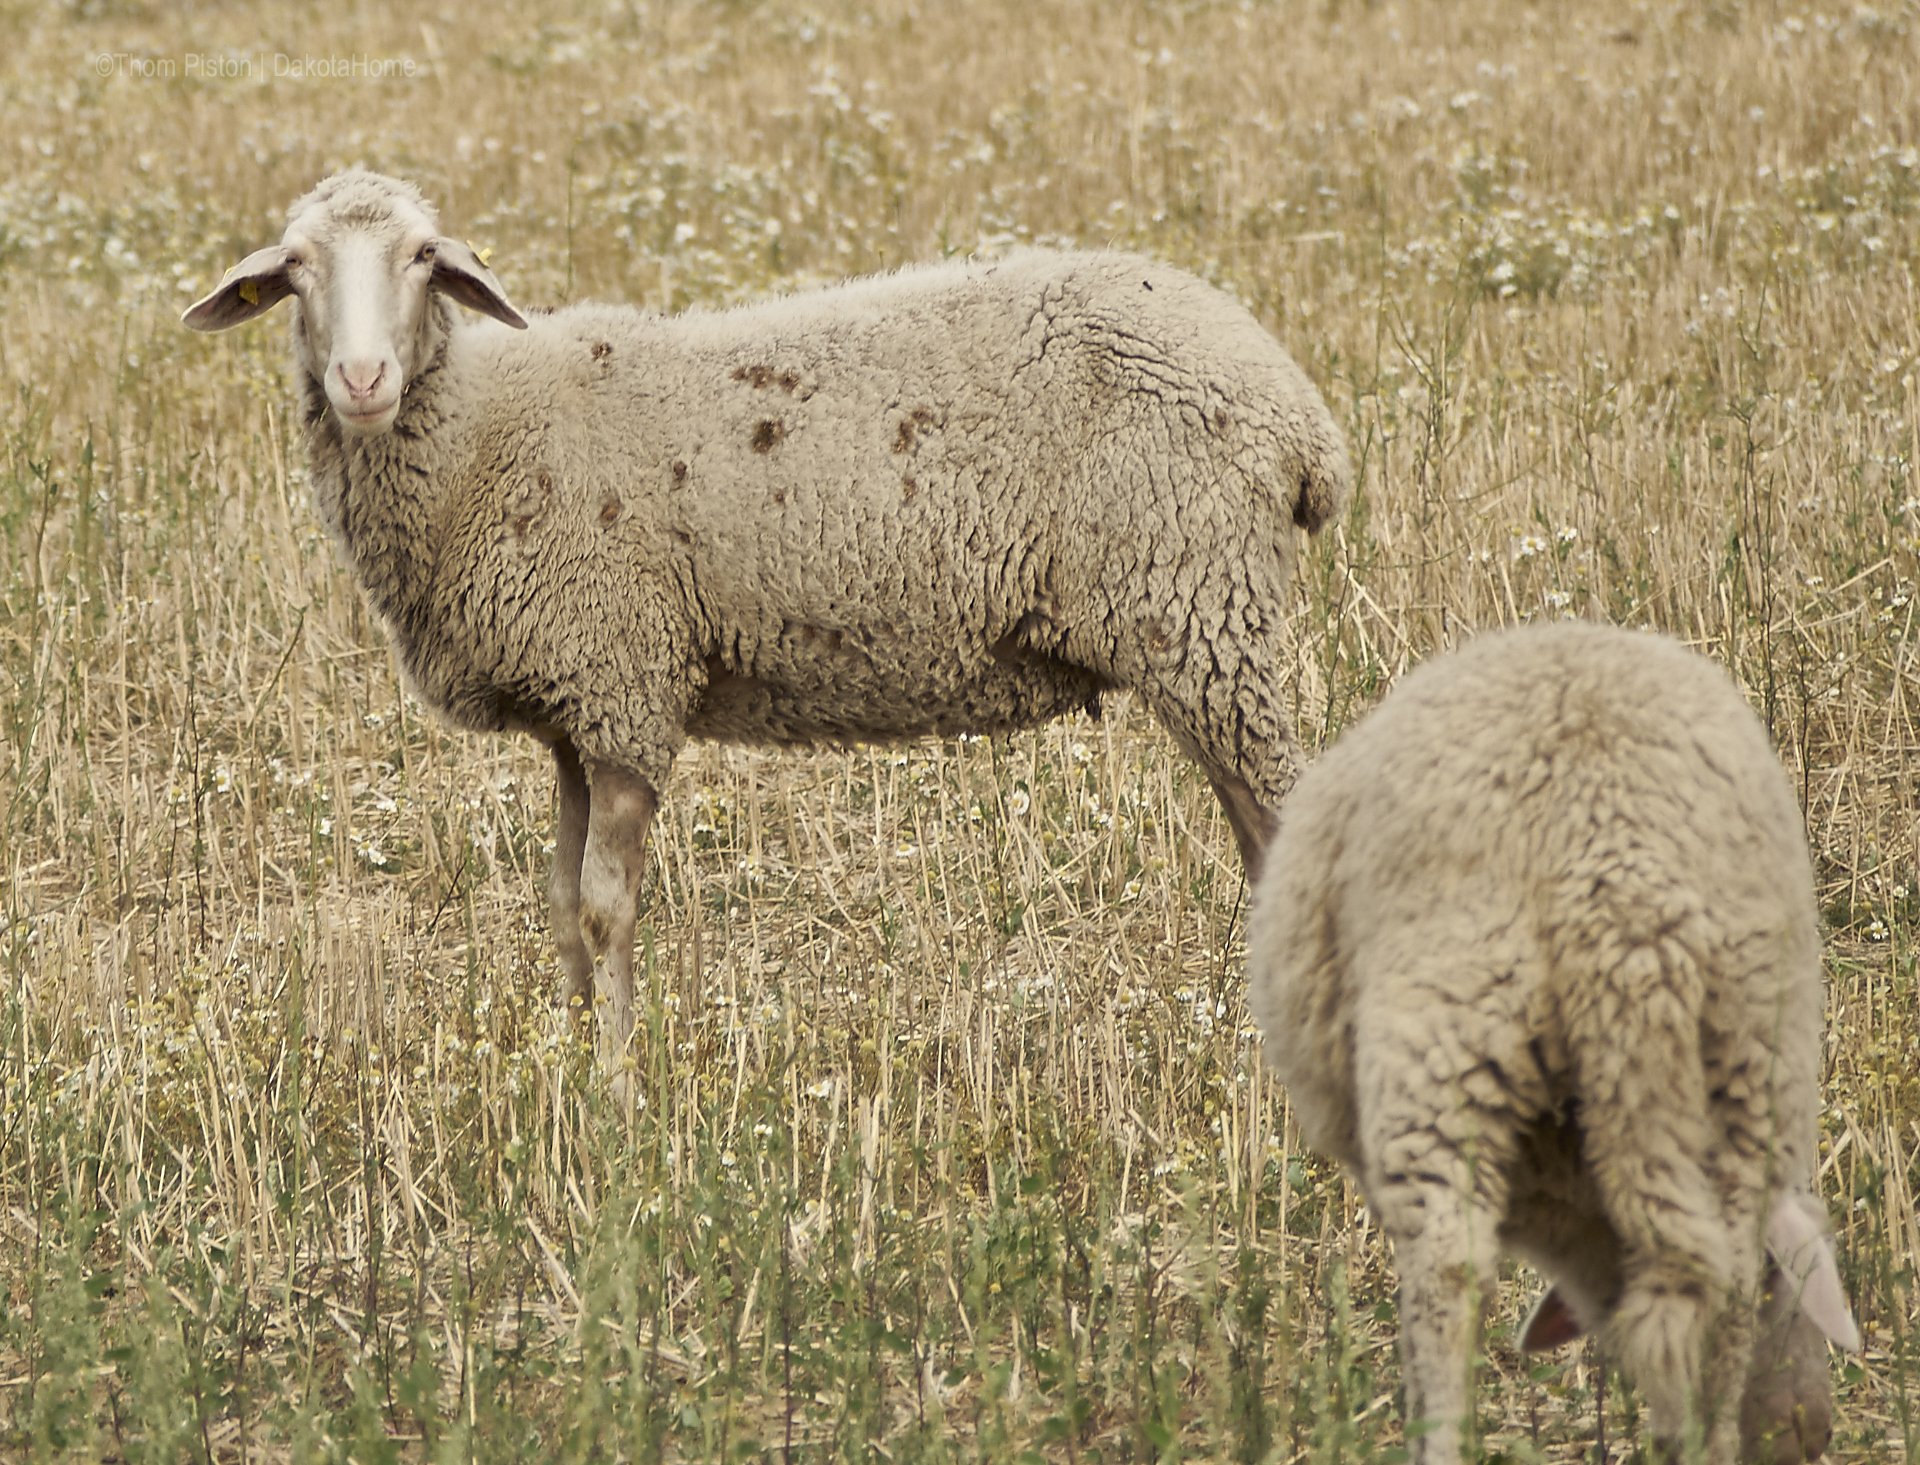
[577,761,660,1077]
[547,739,595,1026]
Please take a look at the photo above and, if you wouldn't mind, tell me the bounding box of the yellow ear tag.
[238,280,259,305]
[467,240,494,266]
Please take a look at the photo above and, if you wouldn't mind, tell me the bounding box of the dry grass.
[2,0,1918,1460]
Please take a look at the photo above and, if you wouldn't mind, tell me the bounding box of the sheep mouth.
[336,401,400,433]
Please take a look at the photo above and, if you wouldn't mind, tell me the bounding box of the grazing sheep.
[1245,621,1858,1465]
[184,169,1350,1067]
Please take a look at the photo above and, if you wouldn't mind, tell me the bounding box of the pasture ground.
[2,0,1917,1459]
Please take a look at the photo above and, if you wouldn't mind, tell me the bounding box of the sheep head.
[1522,1192,1857,1463]
[184,169,526,435]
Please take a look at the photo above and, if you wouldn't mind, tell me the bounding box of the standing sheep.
[184,169,1350,1066]
[1246,622,1858,1465]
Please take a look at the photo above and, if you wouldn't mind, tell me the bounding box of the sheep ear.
[182,245,295,331]
[1291,464,1343,535]
[1519,1286,1586,1351]
[430,237,528,329]
[1767,1194,1862,1350]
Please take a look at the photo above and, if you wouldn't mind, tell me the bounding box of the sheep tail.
[1279,426,1349,536]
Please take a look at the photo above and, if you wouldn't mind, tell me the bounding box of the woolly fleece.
[294,179,1347,816]
[1247,621,1846,1465]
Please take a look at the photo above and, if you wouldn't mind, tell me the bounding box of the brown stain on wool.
[732,364,803,393]
[750,419,786,454]
[892,408,937,455]
[787,621,845,654]
[505,470,554,545]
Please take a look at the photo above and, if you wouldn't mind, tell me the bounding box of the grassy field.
[2,0,1917,1459]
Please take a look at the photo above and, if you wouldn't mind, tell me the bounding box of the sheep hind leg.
[1362,1054,1514,1465]
[1607,1248,1754,1465]
[578,761,660,1086]
[1567,937,1754,1462]
[1201,766,1278,883]
[1123,670,1292,882]
[1128,685,1284,878]
[1372,1176,1507,1465]
[547,739,595,1029]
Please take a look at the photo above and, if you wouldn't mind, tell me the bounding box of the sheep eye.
[414,243,437,266]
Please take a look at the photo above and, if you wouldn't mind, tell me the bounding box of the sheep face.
[1734,1189,1858,1462]
[182,170,526,430]
[1739,1272,1835,1464]
[289,196,440,433]
[1525,1252,1837,1463]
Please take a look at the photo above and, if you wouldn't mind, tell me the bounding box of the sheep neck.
[295,295,455,669]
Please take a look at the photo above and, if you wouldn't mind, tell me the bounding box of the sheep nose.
[337,360,387,401]
[1800,1407,1832,1462]
[1772,1398,1832,1464]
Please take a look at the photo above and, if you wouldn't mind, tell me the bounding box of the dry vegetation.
[2,0,1918,1459]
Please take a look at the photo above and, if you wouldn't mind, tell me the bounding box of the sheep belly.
[686,636,1107,746]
